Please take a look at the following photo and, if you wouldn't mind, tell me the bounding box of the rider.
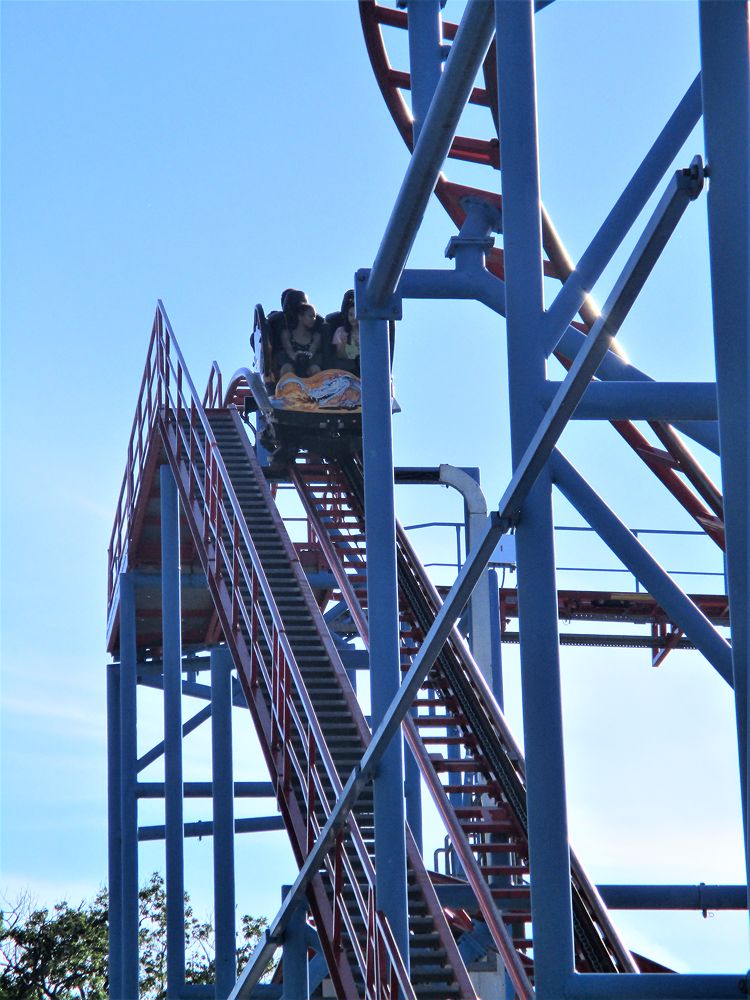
[274,289,324,377]
[331,289,360,376]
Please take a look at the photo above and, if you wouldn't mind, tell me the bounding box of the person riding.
[331,289,360,376]
[274,289,323,378]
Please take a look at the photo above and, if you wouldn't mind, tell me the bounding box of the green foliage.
[0,890,108,1000]
[0,876,267,1000]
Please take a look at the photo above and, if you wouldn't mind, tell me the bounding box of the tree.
[0,876,268,1000]
[0,890,108,1000]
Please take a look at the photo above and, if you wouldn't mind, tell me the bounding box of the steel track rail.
[290,451,638,991]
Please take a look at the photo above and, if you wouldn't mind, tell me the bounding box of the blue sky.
[1,0,744,977]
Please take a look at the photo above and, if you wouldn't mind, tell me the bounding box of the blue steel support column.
[487,568,504,709]
[406,0,443,144]
[119,572,140,998]
[699,1,750,895]
[160,464,186,999]
[211,647,237,999]
[281,888,309,1000]
[495,2,574,994]
[107,663,123,1000]
[359,315,410,971]
[404,731,423,855]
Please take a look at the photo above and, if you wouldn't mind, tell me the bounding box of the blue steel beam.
[406,0,443,145]
[161,465,186,999]
[551,450,733,683]
[553,323,720,455]
[497,164,704,531]
[358,314,410,969]
[699,0,750,892]
[281,888,308,1000]
[231,513,506,1000]
[565,974,744,999]
[106,664,123,1000]
[598,884,747,911]
[540,381,718,421]
[136,782,274,799]
[137,672,248,709]
[137,704,212,773]
[543,75,703,356]
[494,1,576,991]
[396,266,506,312]
[138,816,285,842]
[365,0,495,308]
[211,647,237,999]
[118,572,140,999]
[435,882,747,911]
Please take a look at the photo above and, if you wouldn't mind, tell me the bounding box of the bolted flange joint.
[354,268,403,320]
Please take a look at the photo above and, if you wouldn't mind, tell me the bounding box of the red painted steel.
[108,305,417,1000]
[358,0,725,547]
[290,453,639,992]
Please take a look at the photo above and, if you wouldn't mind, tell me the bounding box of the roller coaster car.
[243,303,372,461]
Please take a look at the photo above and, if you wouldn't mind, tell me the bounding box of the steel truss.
[106,2,749,998]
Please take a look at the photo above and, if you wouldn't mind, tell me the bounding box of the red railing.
[202,360,223,408]
[107,323,160,608]
[107,302,414,1000]
[291,454,637,985]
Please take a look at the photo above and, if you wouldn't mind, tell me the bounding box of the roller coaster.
[106,3,749,998]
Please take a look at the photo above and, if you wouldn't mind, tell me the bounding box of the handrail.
[108,303,415,1000]
[107,323,159,605]
[393,515,638,974]
[224,367,254,408]
[294,453,637,981]
[203,361,223,408]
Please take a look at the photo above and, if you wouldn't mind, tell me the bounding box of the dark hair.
[282,289,310,330]
[340,289,355,334]
[281,288,307,310]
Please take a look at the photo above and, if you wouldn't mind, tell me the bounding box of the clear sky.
[1,0,744,978]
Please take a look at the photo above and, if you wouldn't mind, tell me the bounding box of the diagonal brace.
[366,0,496,308]
[499,161,705,526]
[230,513,505,999]
[136,704,212,773]
[551,450,732,684]
[543,75,703,356]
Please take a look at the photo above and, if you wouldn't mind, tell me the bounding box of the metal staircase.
[289,452,638,990]
[109,306,475,999]
[203,409,471,1000]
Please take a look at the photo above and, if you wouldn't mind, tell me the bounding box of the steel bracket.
[355,268,403,320]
